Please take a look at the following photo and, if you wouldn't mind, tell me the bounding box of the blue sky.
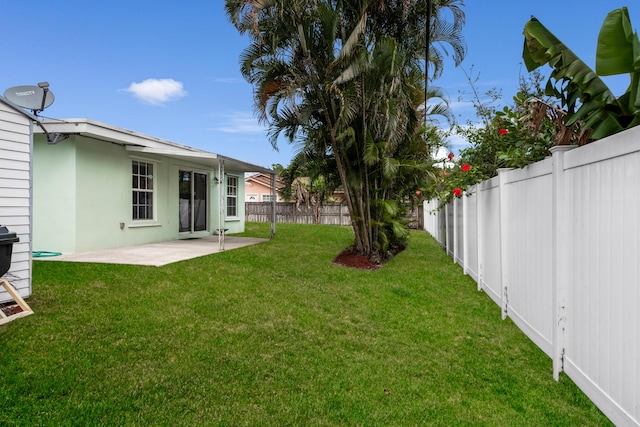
[439,0,638,153]
[2,1,638,167]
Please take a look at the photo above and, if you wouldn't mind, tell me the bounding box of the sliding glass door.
[179,170,208,233]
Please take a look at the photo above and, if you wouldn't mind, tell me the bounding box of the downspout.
[218,160,225,251]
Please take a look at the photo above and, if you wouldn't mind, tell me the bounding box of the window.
[226,175,238,217]
[132,160,154,220]
[262,194,275,202]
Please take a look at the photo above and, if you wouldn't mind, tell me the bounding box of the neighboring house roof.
[33,118,274,175]
[245,172,285,189]
[291,177,345,202]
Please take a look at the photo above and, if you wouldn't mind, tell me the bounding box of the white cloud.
[208,111,266,134]
[446,132,471,153]
[448,99,475,111]
[123,78,187,105]
[212,77,242,84]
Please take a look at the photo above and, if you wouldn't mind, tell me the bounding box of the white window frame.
[132,159,156,221]
[226,175,239,218]
[261,194,275,202]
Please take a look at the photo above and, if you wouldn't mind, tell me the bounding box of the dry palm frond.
[521,97,593,146]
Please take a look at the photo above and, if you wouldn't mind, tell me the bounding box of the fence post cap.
[496,168,514,174]
[549,145,578,154]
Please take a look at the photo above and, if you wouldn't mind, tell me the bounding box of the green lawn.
[0,223,610,426]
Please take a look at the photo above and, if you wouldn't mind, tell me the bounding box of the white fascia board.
[125,146,219,168]
[34,118,197,151]
[34,117,275,174]
[126,145,217,159]
[217,154,275,175]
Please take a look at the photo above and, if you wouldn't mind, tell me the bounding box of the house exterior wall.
[0,100,32,301]
[245,178,278,202]
[32,137,77,253]
[33,134,247,254]
[225,172,246,234]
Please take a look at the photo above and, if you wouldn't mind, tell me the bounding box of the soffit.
[34,118,274,174]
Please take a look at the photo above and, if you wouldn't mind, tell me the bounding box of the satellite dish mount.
[3,82,55,116]
[3,82,68,144]
[37,82,50,115]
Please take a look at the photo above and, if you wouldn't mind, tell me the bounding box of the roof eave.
[34,118,275,174]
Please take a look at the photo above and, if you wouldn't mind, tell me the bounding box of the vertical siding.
[423,199,440,242]
[428,126,640,425]
[445,204,454,258]
[435,201,446,246]
[502,160,554,355]
[564,147,640,424]
[477,178,502,306]
[454,196,464,265]
[425,198,448,248]
[464,188,479,281]
[0,101,32,302]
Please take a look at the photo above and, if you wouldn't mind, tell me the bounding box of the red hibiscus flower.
[453,187,463,197]
[461,164,471,172]
[499,128,508,135]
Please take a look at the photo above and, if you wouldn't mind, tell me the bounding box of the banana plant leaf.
[595,7,638,75]
[523,17,615,106]
[596,7,640,114]
[522,7,640,140]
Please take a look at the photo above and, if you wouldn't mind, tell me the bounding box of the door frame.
[178,169,210,237]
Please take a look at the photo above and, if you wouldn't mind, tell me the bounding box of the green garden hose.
[32,251,62,258]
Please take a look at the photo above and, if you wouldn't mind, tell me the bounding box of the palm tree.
[225,0,465,262]
[426,0,466,80]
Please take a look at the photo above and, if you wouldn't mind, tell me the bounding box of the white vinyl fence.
[425,127,640,427]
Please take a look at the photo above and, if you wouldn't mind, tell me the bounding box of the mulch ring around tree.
[332,247,381,270]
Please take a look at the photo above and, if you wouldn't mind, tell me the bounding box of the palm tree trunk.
[333,143,366,253]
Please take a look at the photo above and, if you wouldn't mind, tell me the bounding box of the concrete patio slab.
[34,236,269,267]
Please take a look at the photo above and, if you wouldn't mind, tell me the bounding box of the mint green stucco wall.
[33,134,245,254]
[33,138,77,253]
[222,172,245,235]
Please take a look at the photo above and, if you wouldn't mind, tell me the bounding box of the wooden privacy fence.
[425,127,640,427]
[246,202,423,228]
[245,202,351,225]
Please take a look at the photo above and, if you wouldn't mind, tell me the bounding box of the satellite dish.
[3,82,55,114]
